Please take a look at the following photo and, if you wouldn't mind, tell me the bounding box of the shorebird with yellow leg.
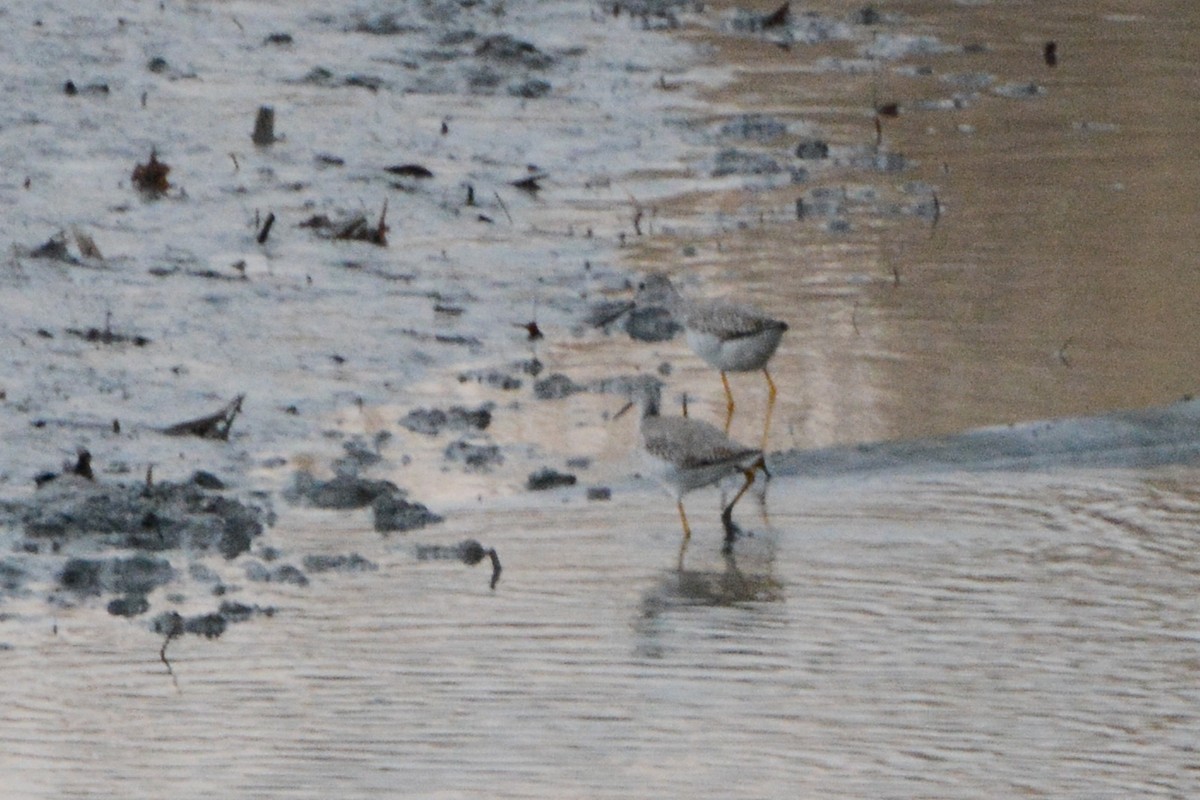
[633,273,787,450]
[618,380,766,570]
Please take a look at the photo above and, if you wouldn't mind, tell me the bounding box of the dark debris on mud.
[0,470,275,640]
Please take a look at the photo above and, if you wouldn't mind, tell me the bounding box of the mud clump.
[152,601,273,640]
[302,553,378,573]
[58,553,175,598]
[526,468,577,491]
[244,561,309,586]
[285,471,403,509]
[474,34,554,69]
[533,373,583,400]
[107,594,152,617]
[21,476,266,559]
[399,404,493,436]
[443,438,503,471]
[373,494,443,533]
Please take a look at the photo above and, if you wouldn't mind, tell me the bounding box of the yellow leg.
[676,499,691,570]
[721,371,735,433]
[760,368,778,452]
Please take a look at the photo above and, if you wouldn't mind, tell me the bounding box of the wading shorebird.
[619,381,765,569]
[634,273,787,449]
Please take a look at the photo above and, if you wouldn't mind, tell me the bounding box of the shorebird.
[619,381,764,569]
[634,273,787,449]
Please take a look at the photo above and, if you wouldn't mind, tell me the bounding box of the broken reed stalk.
[493,191,513,225]
[331,200,388,245]
[162,394,245,440]
[257,212,276,244]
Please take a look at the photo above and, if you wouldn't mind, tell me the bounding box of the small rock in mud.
[152,610,185,638]
[352,13,415,36]
[333,438,384,474]
[720,114,788,142]
[587,487,613,501]
[856,151,908,172]
[443,438,504,471]
[27,234,78,264]
[795,139,830,159]
[855,6,882,24]
[107,594,151,617]
[216,601,258,623]
[509,79,552,98]
[184,612,227,639]
[399,404,493,436]
[189,470,225,490]
[457,368,523,390]
[152,602,271,640]
[244,560,309,586]
[302,553,378,573]
[373,494,443,533]
[475,34,554,69]
[713,148,784,177]
[0,562,24,594]
[285,471,403,509]
[533,373,583,400]
[526,468,577,491]
[518,358,543,377]
[992,81,1047,99]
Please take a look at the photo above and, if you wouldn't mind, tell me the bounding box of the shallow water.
[4,1,1200,798]
[4,467,1200,798]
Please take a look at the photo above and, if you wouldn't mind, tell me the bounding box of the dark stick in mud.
[257,212,275,244]
[458,540,502,589]
[158,615,184,693]
[162,394,245,440]
[493,191,513,225]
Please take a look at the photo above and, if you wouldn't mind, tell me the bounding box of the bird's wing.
[685,302,784,341]
[644,417,758,468]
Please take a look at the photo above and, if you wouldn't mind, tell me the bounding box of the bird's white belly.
[686,327,782,372]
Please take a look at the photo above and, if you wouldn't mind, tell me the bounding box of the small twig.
[160,634,180,692]
[373,198,389,243]
[162,394,245,440]
[851,299,861,336]
[486,548,502,590]
[931,190,941,228]
[257,212,275,244]
[493,191,513,225]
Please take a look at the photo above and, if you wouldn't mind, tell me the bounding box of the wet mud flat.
[2,2,1200,798]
